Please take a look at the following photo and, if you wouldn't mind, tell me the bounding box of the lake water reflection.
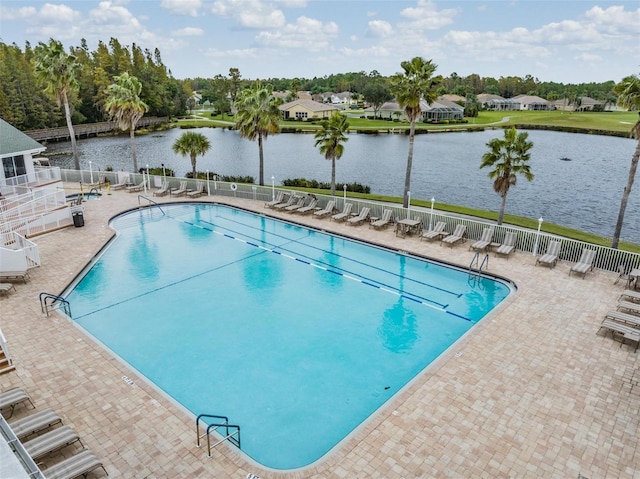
[44,127,638,242]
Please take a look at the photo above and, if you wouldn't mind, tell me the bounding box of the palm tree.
[104,72,148,173]
[172,132,211,177]
[33,38,82,169]
[314,113,350,196]
[480,127,534,225]
[611,74,640,249]
[390,57,442,208]
[234,83,281,186]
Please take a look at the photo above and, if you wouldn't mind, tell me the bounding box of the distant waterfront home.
[552,96,606,112]
[512,94,553,111]
[365,97,464,122]
[279,99,339,121]
[478,94,521,111]
[422,98,464,122]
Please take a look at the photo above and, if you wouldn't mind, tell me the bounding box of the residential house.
[279,100,339,121]
[512,94,553,111]
[365,97,464,122]
[422,98,464,122]
[477,94,521,111]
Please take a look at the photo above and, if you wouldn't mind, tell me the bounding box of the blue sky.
[1,0,638,83]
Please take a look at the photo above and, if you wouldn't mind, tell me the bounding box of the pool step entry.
[196,413,241,457]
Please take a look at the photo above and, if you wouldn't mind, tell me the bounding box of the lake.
[43,127,639,242]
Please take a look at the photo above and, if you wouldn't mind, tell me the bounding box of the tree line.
[0,38,188,131]
[0,38,623,132]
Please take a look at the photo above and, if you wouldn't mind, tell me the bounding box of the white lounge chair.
[153,181,170,197]
[469,227,495,252]
[0,270,30,283]
[347,207,370,226]
[265,191,285,208]
[619,289,640,303]
[441,224,467,247]
[273,195,299,210]
[40,449,107,479]
[331,203,353,222]
[0,387,35,417]
[187,182,206,198]
[495,232,516,258]
[420,221,447,241]
[8,408,62,439]
[126,179,146,193]
[22,425,82,460]
[569,248,597,278]
[314,200,336,218]
[296,198,318,215]
[0,283,17,294]
[109,174,130,190]
[536,240,561,268]
[285,196,306,212]
[370,209,393,229]
[170,181,188,197]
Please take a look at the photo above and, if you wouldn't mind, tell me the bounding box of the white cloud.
[211,0,285,28]
[172,27,204,36]
[400,0,458,30]
[585,5,640,33]
[39,3,83,23]
[339,45,392,59]
[575,52,602,62]
[0,6,37,20]
[273,0,306,7]
[205,47,258,58]
[367,20,393,38]
[255,16,338,50]
[161,0,202,17]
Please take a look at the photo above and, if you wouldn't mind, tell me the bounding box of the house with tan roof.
[512,94,553,111]
[278,99,339,121]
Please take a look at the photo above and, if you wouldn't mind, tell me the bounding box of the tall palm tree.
[390,57,442,208]
[480,127,534,225]
[612,74,640,249]
[33,38,82,169]
[314,113,349,196]
[104,72,148,172]
[172,132,211,177]
[234,83,281,186]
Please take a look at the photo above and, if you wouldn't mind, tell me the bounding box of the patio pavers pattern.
[1,187,638,478]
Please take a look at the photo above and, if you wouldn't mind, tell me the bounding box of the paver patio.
[1,186,638,478]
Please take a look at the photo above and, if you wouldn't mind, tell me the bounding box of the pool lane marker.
[197,217,464,299]
[178,218,472,319]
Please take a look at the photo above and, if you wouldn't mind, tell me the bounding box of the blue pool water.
[65,204,513,470]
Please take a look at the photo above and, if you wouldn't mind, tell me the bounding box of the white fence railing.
[0,166,62,194]
[61,169,640,275]
[0,232,41,268]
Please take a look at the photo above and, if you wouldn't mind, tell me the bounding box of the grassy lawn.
[175,110,637,135]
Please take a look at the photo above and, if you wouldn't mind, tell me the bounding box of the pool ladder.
[469,252,489,274]
[196,414,241,457]
[39,292,71,318]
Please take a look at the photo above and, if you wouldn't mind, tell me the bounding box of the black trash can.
[72,210,84,227]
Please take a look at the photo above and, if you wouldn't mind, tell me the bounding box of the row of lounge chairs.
[598,289,640,351]
[1,387,107,478]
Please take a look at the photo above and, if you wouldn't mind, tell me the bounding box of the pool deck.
[1,188,639,478]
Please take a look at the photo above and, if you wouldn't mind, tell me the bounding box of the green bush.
[282,178,370,193]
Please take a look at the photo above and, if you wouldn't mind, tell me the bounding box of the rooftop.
[2,187,639,478]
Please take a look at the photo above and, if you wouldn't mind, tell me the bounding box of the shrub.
[282,178,370,194]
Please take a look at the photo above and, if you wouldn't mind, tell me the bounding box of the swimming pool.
[65,203,513,470]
